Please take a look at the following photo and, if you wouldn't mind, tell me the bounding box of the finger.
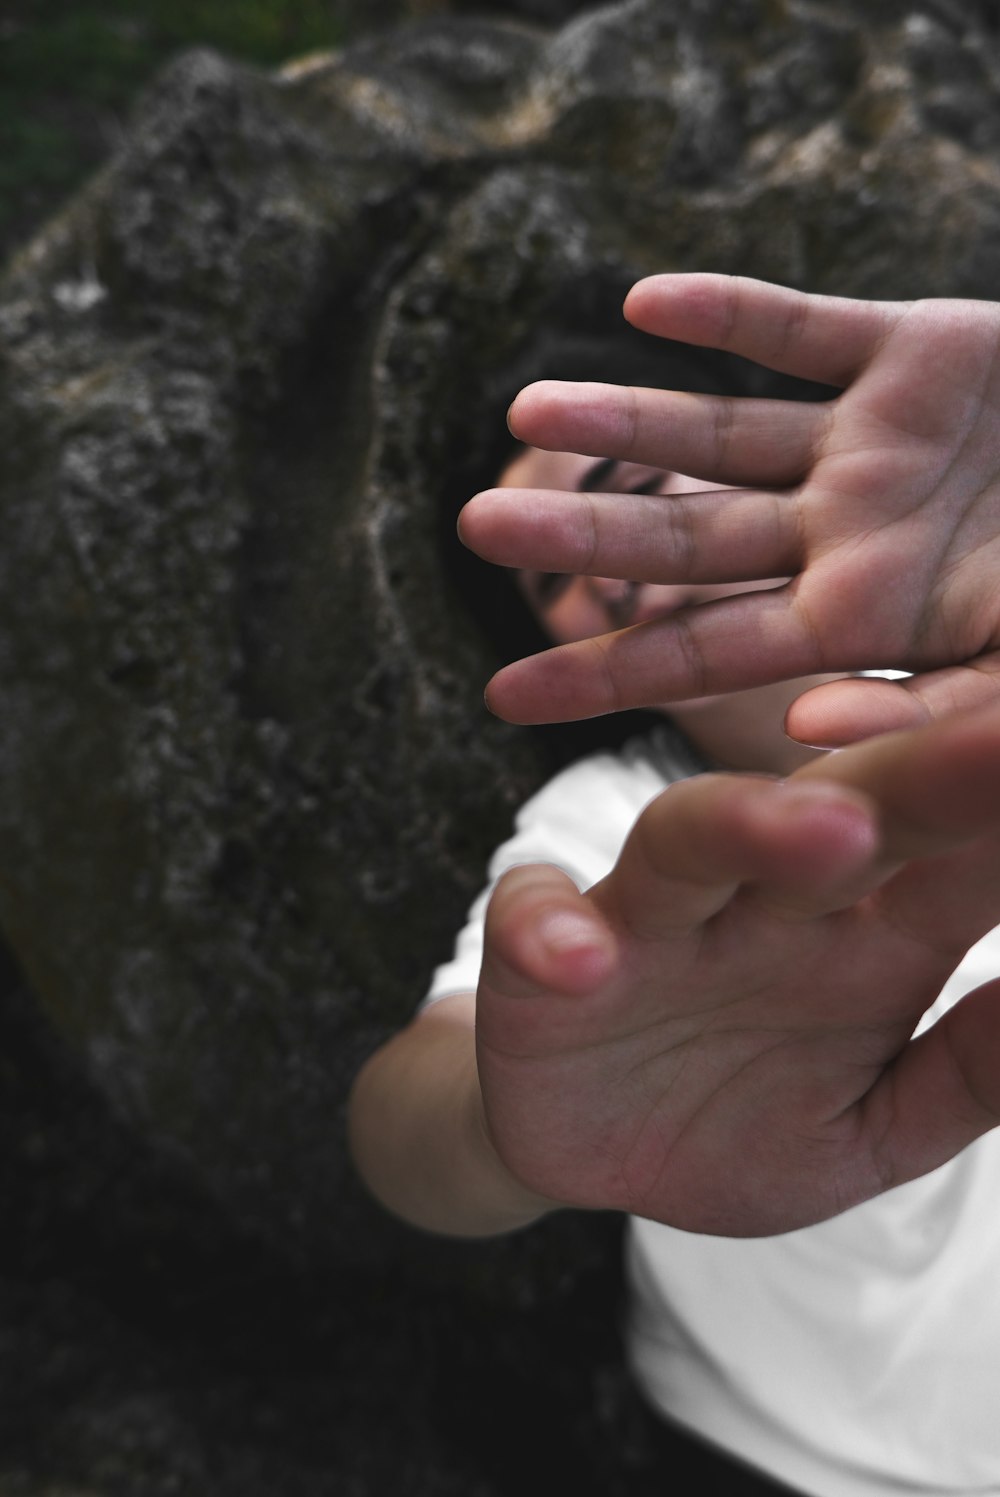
[507,380,826,488]
[871,826,1000,961]
[855,977,1000,1195]
[460,484,803,583]
[481,864,618,1000]
[623,273,906,388]
[741,750,1000,926]
[590,774,877,941]
[786,662,1000,747]
[736,698,1000,923]
[485,586,826,723]
[793,697,1000,867]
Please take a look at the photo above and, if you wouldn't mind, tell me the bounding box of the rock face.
[3,1,1000,1490]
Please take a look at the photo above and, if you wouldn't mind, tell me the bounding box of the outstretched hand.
[460,275,1000,745]
[475,700,1000,1236]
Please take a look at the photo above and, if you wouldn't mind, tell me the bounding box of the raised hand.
[474,701,1000,1236]
[460,275,1000,744]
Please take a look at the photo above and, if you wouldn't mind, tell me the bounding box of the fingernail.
[537,908,603,955]
[772,779,859,815]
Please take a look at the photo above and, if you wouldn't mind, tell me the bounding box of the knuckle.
[670,612,710,699]
[774,290,811,360]
[589,633,628,715]
[720,276,744,345]
[709,397,737,467]
[578,493,600,574]
[620,384,640,459]
[670,494,699,576]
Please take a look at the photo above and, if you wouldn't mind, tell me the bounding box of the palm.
[460,278,1000,742]
[475,708,1000,1235]
[787,303,1000,719]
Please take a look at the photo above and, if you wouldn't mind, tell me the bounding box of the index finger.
[624,274,907,388]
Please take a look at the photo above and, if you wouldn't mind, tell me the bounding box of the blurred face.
[499,447,785,649]
[496,447,845,773]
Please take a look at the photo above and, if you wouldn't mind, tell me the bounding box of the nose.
[587,576,637,626]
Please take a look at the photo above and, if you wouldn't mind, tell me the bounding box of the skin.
[474,712,1000,1235]
[350,695,1000,1238]
[349,446,1000,1241]
[458,274,1000,744]
[498,446,843,776]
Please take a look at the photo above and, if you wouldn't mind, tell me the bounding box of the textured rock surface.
[4,1,1000,1490]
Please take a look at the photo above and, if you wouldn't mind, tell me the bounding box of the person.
[349,422,1000,1493]
[461,274,1000,749]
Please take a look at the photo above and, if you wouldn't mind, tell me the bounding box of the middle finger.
[460,482,803,583]
[507,381,829,487]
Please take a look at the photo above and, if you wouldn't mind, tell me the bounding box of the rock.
[4,0,1000,1487]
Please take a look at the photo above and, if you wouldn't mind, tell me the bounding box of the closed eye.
[526,464,672,609]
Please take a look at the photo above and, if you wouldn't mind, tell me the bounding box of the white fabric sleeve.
[422,742,675,1007]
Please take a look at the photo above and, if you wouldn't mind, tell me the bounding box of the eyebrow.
[576,457,666,496]
[577,457,619,491]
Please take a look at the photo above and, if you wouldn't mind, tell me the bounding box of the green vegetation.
[0,1,364,262]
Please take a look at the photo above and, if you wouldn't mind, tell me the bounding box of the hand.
[460,275,1000,744]
[474,701,1000,1236]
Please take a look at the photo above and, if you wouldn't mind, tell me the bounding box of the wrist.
[351,995,560,1240]
[465,1081,562,1234]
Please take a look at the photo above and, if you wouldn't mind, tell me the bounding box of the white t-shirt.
[425,727,1000,1497]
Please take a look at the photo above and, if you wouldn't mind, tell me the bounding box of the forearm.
[347,993,559,1238]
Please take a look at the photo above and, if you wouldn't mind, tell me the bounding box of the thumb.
[860,977,1000,1191]
[480,864,618,1001]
